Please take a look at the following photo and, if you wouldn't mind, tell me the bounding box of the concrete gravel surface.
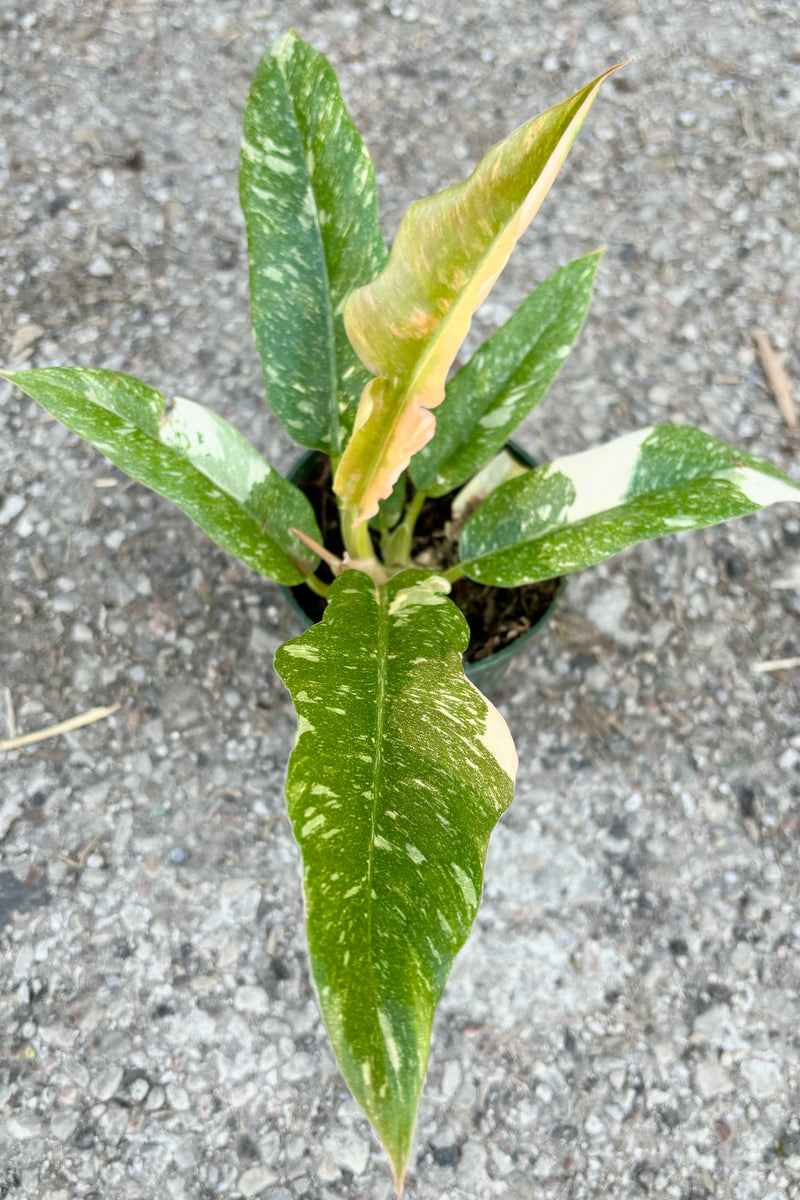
[1,2,799,1198]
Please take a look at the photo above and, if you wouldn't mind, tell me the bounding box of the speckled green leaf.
[240,32,387,453]
[274,569,517,1188]
[411,251,602,497]
[1,368,322,584]
[459,425,800,586]
[334,65,623,523]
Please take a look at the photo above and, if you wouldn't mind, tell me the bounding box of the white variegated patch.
[553,426,655,525]
[718,466,800,508]
[160,396,273,500]
[2,367,322,585]
[475,687,519,784]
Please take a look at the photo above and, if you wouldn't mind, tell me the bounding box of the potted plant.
[2,32,798,1194]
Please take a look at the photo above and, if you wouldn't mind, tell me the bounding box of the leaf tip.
[392,1161,407,1200]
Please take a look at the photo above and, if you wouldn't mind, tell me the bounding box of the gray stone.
[691,1004,747,1051]
[695,1059,734,1099]
[37,1023,75,1049]
[88,255,113,277]
[166,1083,190,1111]
[50,1111,80,1141]
[7,1112,40,1140]
[740,1057,783,1101]
[234,985,270,1014]
[90,1065,124,1101]
[583,581,637,647]
[322,1128,371,1176]
[0,495,25,525]
[144,1085,166,1111]
[237,1166,279,1197]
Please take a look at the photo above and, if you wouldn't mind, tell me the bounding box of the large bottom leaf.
[275,569,517,1188]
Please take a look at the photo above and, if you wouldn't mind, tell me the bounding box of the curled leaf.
[334,64,624,523]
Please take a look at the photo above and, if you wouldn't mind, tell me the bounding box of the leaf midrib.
[364,581,389,1030]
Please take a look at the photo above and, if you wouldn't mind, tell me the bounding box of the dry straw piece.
[0,702,121,752]
[751,328,797,429]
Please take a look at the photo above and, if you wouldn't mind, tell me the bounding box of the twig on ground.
[751,329,797,429]
[751,656,800,674]
[2,686,17,740]
[60,833,103,870]
[0,702,121,751]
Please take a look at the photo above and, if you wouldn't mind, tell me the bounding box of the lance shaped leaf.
[411,251,602,497]
[459,425,800,586]
[2,368,321,585]
[240,31,387,453]
[274,569,517,1188]
[334,64,623,523]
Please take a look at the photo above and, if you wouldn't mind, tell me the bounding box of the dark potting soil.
[288,454,561,663]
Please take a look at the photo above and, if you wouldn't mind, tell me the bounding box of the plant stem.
[442,562,466,584]
[302,573,330,599]
[341,504,376,562]
[385,489,426,566]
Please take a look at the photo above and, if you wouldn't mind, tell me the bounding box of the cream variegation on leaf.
[459,426,800,586]
[9,33,800,1199]
[1,368,322,584]
[333,63,625,523]
[275,569,517,1190]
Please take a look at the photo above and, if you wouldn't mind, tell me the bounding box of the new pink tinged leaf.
[334,62,626,524]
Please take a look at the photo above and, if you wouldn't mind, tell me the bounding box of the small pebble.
[7,1113,42,1139]
[88,255,113,277]
[322,1128,370,1176]
[145,1085,166,1111]
[166,1083,191,1110]
[234,985,270,1014]
[237,1166,279,1197]
[0,495,25,525]
[51,1111,80,1141]
[90,1066,123,1101]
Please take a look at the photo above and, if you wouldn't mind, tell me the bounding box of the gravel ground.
[2,2,799,1198]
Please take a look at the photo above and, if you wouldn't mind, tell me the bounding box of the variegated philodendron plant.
[4,32,799,1193]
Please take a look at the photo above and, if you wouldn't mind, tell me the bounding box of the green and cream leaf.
[240,31,387,452]
[1,367,322,584]
[411,251,602,497]
[274,569,517,1187]
[459,425,800,586]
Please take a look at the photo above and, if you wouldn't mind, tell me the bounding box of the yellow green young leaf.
[334,62,625,523]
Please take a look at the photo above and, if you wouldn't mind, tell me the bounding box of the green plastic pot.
[281,444,563,697]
